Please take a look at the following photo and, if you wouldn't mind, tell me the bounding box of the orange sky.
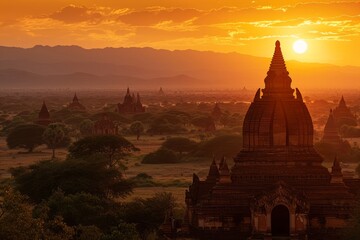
[0,0,359,66]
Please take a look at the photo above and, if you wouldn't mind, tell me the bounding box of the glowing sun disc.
[293,39,308,54]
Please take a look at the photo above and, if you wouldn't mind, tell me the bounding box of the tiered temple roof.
[117,88,145,114]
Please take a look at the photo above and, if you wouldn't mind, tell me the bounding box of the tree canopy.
[43,123,66,159]
[11,155,133,203]
[68,135,138,167]
[162,137,197,155]
[129,121,145,140]
[6,124,45,152]
[142,148,179,164]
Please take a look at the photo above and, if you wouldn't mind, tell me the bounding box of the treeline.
[142,134,243,164]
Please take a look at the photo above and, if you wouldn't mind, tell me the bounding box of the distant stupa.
[116,88,145,114]
[67,93,86,111]
[159,87,165,95]
[36,101,52,126]
[322,109,342,145]
[333,96,357,127]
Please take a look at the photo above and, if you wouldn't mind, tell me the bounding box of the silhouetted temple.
[36,101,52,126]
[117,88,145,114]
[67,93,86,111]
[333,96,357,127]
[322,109,342,145]
[211,102,223,121]
[93,114,118,135]
[184,41,360,239]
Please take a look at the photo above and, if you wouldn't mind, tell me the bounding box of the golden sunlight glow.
[293,39,308,54]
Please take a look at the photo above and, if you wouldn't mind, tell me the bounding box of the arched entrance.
[271,205,290,236]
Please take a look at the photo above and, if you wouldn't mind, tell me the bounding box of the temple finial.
[276,40,280,47]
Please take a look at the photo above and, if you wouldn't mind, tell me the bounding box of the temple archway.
[271,205,290,236]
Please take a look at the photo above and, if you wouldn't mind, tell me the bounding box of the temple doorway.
[271,205,290,236]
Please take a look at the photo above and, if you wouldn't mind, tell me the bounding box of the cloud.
[49,5,104,23]
[118,8,202,26]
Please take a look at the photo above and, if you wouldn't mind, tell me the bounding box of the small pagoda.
[322,109,342,145]
[333,96,357,127]
[36,101,52,126]
[67,93,86,111]
[117,88,145,114]
[211,102,223,121]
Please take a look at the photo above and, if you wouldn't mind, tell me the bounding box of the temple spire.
[39,101,49,117]
[206,157,220,182]
[262,40,293,98]
[269,40,287,73]
[73,93,79,102]
[330,156,343,184]
[339,95,346,108]
[218,157,231,184]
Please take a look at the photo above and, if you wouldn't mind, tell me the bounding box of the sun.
[293,39,308,54]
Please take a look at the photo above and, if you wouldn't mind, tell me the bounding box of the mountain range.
[0,45,358,89]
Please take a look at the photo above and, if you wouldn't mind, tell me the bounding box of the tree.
[0,187,42,239]
[6,124,45,152]
[129,121,145,140]
[11,156,133,203]
[34,190,122,229]
[191,134,242,158]
[162,137,197,156]
[101,221,140,240]
[123,192,176,238]
[68,135,138,167]
[43,123,66,159]
[79,119,94,137]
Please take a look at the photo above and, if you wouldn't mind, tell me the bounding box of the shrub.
[142,148,179,164]
[190,134,242,158]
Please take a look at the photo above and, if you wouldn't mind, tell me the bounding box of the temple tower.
[68,93,86,111]
[322,109,341,145]
[184,41,359,240]
[37,101,52,126]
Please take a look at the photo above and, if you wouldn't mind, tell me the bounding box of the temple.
[117,88,145,114]
[67,93,86,111]
[211,102,223,121]
[184,41,359,240]
[321,109,342,145]
[333,96,357,127]
[36,101,52,126]
[92,114,118,135]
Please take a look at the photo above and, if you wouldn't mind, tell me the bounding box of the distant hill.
[0,45,359,89]
[0,68,200,89]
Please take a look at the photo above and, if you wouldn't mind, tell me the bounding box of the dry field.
[0,135,358,205]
